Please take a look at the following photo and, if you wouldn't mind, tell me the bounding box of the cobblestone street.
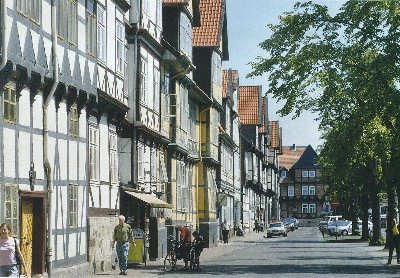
[94,227,399,278]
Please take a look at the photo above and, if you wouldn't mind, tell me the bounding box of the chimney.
[291,144,296,151]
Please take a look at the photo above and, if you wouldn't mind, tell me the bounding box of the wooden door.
[20,198,33,276]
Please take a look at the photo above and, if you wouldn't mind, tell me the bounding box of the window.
[212,109,219,145]
[153,65,160,113]
[109,133,118,183]
[68,184,78,228]
[57,0,77,44]
[150,148,159,183]
[309,185,316,196]
[302,204,308,214]
[138,144,144,180]
[281,170,287,178]
[4,184,18,236]
[69,105,79,137]
[309,203,316,214]
[288,185,294,197]
[87,0,96,57]
[140,56,147,104]
[97,4,106,61]
[309,170,316,178]
[16,0,41,23]
[179,85,189,132]
[3,85,17,123]
[162,72,170,118]
[302,185,308,196]
[179,12,192,59]
[302,170,309,178]
[89,125,99,181]
[116,19,125,75]
[159,152,168,193]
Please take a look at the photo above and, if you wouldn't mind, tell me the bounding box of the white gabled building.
[0,0,129,275]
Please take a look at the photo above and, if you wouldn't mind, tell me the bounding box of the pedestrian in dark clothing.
[222,220,229,243]
[386,218,400,265]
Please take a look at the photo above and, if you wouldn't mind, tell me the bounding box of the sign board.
[331,200,340,207]
[128,228,145,264]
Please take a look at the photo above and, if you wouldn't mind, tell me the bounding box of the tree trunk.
[386,183,396,248]
[371,183,381,244]
[361,190,369,240]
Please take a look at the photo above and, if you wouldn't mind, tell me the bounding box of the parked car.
[319,215,344,234]
[265,222,288,238]
[327,220,352,235]
[282,218,295,232]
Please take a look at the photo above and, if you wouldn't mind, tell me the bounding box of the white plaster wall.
[48,99,57,132]
[58,102,68,134]
[33,94,43,130]
[58,139,68,180]
[90,185,100,207]
[19,88,30,126]
[79,186,86,225]
[79,231,86,255]
[3,128,15,178]
[56,234,65,261]
[68,232,77,258]
[69,141,78,181]
[118,138,131,184]
[100,184,109,208]
[78,142,86,181]
[18,131,30,179]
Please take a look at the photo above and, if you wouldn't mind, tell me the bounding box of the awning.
[124,191,173,208]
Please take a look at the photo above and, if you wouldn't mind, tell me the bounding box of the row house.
[0,0,129,275]
[238,85,263,232]
[279,145,324,218]
[193,0,229,247]
[219,69,240,237]
[267,120,282,221]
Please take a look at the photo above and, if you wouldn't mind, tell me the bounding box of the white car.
[265,222,287,238]
[327,220,352,235]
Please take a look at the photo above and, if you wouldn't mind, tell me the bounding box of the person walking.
[386,218,400,265]
[0,223,28,277]
[112,215,135,275]
[222,220,229,244]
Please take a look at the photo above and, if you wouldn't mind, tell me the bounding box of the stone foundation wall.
[88,216,118,274]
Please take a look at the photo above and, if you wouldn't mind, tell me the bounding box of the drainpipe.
[0,0,7,71]
[44,0,59,276]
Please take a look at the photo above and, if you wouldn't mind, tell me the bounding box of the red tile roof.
[259,97,267,133]
[193,0,224,46]
[238,86,260,125]
[269,121,280,149]
[278,146,307,170]
[222,69,238,98]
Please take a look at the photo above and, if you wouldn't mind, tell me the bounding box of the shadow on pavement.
[190,264,398,276]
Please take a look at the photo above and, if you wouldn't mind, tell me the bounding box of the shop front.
[120,188,173,263]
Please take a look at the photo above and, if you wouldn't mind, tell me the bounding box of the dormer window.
[179,12,192,60]
[281,169,287,178]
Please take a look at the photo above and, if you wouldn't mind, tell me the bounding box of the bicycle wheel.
[164,252,176,271]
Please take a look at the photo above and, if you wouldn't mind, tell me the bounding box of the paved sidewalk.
[95,231,264,277]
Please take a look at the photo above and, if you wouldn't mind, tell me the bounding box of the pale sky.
[223,0,346,149]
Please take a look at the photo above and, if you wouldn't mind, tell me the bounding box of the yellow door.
[20,199,33,276]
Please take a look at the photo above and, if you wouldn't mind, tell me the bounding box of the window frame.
[301,185,309,196]
[140,56,148,105]
[97,4,106,62]
[116,18,126,75]
[86,0,97,57]
[309,185,316,196]
[68,184,78,228]
[287,185,294,197]
[153,64,160,113]
[302,170,309,178]
[308,170,316,178]
[309,203,316,214]
[16,0,41,24]
[3,85,17,124]
[109,132,118,184]
[4,184,18,236]
[89,124,99,181]
[69,104,79,137]
[302,203,308,214]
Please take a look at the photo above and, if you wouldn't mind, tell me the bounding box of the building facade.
[279,145,324,218]
[192,0,229,247]
[0,0,129,275]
